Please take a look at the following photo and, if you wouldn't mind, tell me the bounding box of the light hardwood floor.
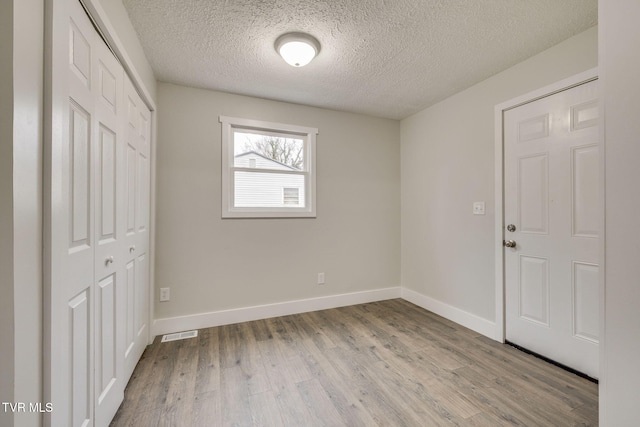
[110,299,598,426]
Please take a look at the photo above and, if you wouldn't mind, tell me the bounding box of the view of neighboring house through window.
[220,116,318,218]
[283,188,300,205]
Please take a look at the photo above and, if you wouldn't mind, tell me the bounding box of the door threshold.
[505,340,598,384]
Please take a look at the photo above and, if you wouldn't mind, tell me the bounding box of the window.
[220,116,318,218]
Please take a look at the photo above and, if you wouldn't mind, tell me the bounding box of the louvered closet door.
[123,77,151,380]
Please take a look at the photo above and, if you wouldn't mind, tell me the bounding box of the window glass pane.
[234,171,305,208]
[233,131,305,171]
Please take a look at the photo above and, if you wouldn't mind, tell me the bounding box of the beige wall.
[400,27,598,322]
[600,1,640,424]
[1,1,43,427]
[12,1,44,426]
[155,83,400,319]
[0,2,15,425]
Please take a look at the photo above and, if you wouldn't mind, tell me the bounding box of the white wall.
[400,27,598,323]
[600,2,640,425]
[155,83,400,321]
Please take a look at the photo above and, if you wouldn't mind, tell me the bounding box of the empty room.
[2,0,640,426]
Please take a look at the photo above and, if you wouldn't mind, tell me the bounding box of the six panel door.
[47,0,152,425]
[504,79,599,379]
[92,25,126,427]
[123,77,151,381]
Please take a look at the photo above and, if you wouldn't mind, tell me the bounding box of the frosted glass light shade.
[275,33,320,67]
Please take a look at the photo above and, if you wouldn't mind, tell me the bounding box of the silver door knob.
[507,224,516,232]
[105,256,114,265]
[504,240,516,248]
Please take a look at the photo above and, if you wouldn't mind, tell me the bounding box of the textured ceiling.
[122,0,597,120]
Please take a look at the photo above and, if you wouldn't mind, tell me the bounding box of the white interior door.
[60,4,97,424]
[92,22,126,427]
[504,79,599,379]
[47,1,150,425]
[123,77,151,380]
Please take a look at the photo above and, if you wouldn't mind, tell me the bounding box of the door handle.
[507,224,516,232]
[504,240,516,248]
[129,245,136,253]
[105,256,115,265]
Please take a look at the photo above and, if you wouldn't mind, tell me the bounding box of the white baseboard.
[152,286,402,337]
[153,286,499,342]
[401,287,497,340]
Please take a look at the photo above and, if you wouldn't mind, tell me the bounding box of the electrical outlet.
[317,272,325,285]
[159,287,170,302]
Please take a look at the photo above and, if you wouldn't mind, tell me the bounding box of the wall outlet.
[159,287,170,302]
[473,201,486,215]
[317,272,325,285]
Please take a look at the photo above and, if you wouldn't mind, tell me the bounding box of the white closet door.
[92,27,126,427]
[47,1,149,426]
[54,2,99,425]
[123,78,151,380]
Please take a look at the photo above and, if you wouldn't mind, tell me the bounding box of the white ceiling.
[122,0,597,120]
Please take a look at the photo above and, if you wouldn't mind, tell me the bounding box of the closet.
[45,0,152,426]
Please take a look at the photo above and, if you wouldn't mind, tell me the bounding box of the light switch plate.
[473,202,485,215]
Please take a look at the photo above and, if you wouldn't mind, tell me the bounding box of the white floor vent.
[161,330,198,343]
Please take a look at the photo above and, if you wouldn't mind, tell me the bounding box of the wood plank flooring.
[110,299,598,426]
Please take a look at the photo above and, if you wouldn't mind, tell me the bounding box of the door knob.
[105,256,114,265]
[129,245,136,253]
[507,224,516,232]
[504,240,516,248]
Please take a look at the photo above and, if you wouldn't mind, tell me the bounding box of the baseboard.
[152,286,498,342]
[401,287,497,339]
[152,286,402,337]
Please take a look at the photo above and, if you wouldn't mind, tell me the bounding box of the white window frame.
[220,115,318,218]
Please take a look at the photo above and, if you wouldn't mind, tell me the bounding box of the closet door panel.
[48,2,151,425]
[69,289,92,427]
[92,31,126,427]
[136,93,151,352]
[123,79,151,379]
[125,259,136,358]
[97,124,116,240]
[54,2,97,425]
[95,274,117,404]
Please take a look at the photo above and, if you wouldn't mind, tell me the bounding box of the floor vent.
[161,330,198,343]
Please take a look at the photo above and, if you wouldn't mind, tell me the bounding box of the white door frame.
[493,68,599,343]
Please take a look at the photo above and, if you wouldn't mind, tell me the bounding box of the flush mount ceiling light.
[275,32,321,67]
